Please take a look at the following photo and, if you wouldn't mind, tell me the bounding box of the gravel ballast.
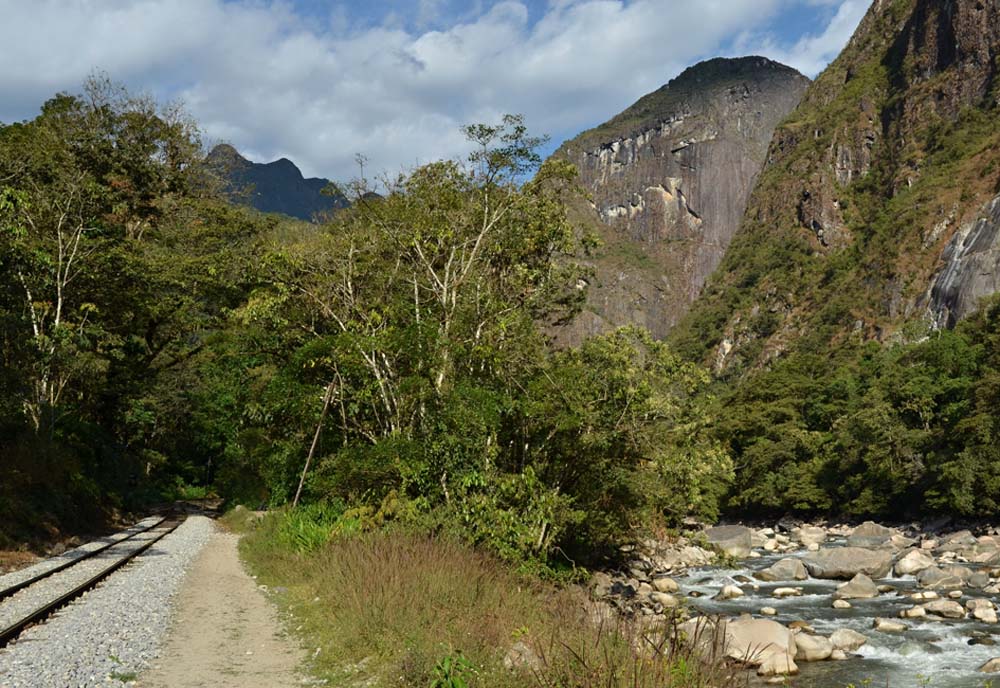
[0,515,214,687]
[0,518,164,593]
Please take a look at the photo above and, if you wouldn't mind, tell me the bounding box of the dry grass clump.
[240,512,735,687]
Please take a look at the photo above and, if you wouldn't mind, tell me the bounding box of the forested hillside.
[0,92,728,567]
[0,80,279,544]
[669,0,1000,517]
[7,0,1000,568]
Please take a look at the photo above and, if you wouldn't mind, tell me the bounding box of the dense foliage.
[206,116,730,567]
[0,91,730,566]
[708,296,1000,518]
[0,80,271,542]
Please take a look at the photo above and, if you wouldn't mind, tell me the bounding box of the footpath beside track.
[0,514,214,688]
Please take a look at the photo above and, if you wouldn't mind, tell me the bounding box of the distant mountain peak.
[206,145,346,222]
[207,143,249,166]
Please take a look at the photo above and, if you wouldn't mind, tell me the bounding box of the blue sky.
[0,1,870,181]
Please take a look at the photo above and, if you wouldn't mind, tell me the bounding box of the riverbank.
[593,520,1000,686]
[226,508,735,688]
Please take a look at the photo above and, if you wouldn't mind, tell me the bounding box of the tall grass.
[238,508,736,687]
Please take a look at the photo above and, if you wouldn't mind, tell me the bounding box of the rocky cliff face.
[671,0,1000,372]
[930,194,1000,328]
[552,57,810,342]
[207,144,347,222]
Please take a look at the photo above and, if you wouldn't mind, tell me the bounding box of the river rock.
[831,649,848,660]
[705,525,754,558]
[922,599,966,619]
[649,592,680,608]
[969,571,991,589]
[830,629,867,652]
[911,591,939,600]
[715,584,744,601]
[874,618,907,632]
[794,633,833,662]
[895,549,937,576]
[652,576,679,593]
[774,587,802,598]
[756,558,809,582]
[592,572,614,597]
[832,599,852,609]
[803,547,893,579]
[757,653,799,677]
[834,573,878,600]
[655,545,716,570]
[900,606,927,619]
[761,606,777,616]
[503,641,541,671]
[723,617,797,666]
[917,566,966,589]
[967,598,995,612]
[847,521,897,548]
[939,530,978,551]
[763,539,778,552]
[976,608,999,624]
[980,658,1000,673]
[796,526,827,546]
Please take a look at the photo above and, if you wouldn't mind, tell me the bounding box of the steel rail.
[0,518,184,648]
[0,517,167,602]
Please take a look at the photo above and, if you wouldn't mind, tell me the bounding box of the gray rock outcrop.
[929,195,1000,327]
[553,57,809,343]
[803,547,893,580]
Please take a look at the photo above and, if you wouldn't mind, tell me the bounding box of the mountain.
[207,144,348,221]
[671,0,1000,373]
[552,57,810,343]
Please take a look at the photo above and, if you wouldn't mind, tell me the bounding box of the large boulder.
[938,530,978,552]
[917,565,972,590]
[723,617,797,666]
[803,547,893,580]
[873,618,907,633]
[652,576,679,593]
[922,599,966,619]
[847,521,897,548]
[834,573,879,600]
[794,633,834,662]
[705,525,753,558]
[755,557,809,582]
[757,653,799,677]
[830,629,867,652]
[894,549,936,576]
[980,658,1000,673]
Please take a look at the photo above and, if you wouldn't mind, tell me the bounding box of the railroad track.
[0,517,186,648]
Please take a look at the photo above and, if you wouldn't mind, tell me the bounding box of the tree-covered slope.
[667,0,1000,517]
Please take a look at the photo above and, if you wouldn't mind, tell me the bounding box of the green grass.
[235,507,736,688]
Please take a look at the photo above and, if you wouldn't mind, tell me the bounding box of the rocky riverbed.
[592,520,1000,686]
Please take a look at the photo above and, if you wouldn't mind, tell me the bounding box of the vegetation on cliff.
[669,0,1000,517]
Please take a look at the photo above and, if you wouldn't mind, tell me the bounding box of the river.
[675,535,1000,687]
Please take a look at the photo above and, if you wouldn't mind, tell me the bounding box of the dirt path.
[140,526,304,688]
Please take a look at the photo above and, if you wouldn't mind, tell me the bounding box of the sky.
[0,0,870,182]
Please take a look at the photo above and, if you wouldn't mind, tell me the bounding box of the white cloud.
[0,0,867,182]
[733,0,870,78]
